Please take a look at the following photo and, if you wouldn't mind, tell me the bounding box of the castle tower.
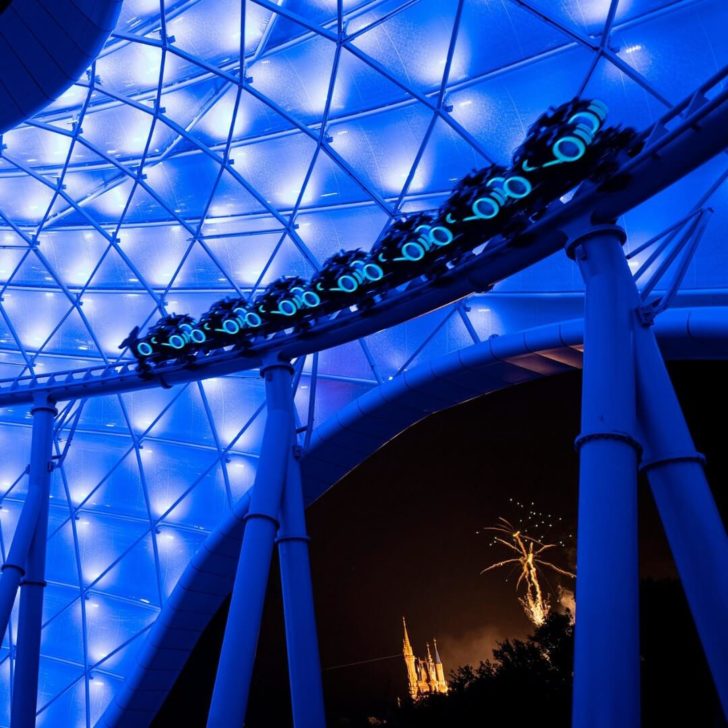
[433,638,448,693]
[402,617,419,701]
[425,642,438,692]
[401,618,449,700]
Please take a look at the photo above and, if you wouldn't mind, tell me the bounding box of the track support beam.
[278,443,326,728]
[9,397,57,728]
[207,361,326,728]
[634,313,728,715]
[207,362,294,727]
[569,222,728,724]
[569,225,641,728]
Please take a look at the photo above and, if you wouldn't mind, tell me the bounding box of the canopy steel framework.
[0,64,726,407]
[0,1,727,726]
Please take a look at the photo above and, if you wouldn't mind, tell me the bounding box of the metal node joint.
[30,404,58,417]
[241,511,280,529]
[564,224,627,260]
[0,563,25,576]
[275,534,311,545]
[574,430,643,455]
[260,356,294,378]
[640,451,706,473]
[19,578,47,588]
[30,392,57,416]
[637,298,662,327]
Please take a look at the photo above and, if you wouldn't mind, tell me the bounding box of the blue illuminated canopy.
[0,1,726,725]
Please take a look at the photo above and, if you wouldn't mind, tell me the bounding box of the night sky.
[155,360,727,726]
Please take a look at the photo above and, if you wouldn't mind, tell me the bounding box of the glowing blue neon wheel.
[552,135,587,163]
[362,263,384,281]
[572,127,596,146]
[569,110,602,136]
[137,342,153,357]
[337,274,359,293]
[588,99,609,119]
[301,290,321,308]
[245,312,263,328]
[416,224,453,248]
[401,241,426,261]
[469,196,500,220]
[503,176,532,199]
[431,226,453,247]
[167,334,186,350]
[221,319,240,335]
[276,300,298,316]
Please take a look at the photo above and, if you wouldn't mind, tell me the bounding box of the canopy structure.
[0,1,726,726]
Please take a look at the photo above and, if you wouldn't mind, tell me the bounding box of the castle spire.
[433,638,448,693]
[402,617,414,656]
[433,638,442,665]
[402,617,419,701]
[425,642,437,690]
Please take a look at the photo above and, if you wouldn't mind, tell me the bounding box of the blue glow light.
[126,101,632,363]
[0,2,726,725]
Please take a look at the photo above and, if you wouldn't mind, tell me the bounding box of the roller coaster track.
[1,66,727,408]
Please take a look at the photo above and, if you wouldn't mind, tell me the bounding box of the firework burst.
[478,504,575,626]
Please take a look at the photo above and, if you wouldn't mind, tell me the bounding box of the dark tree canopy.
[377,581,725,728]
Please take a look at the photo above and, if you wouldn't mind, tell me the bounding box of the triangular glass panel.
[36,677,86,728]
[147,382,216,446]
[317,338,382,381]
[582,56,674,137]
[45,516,80,589]
[84,451,149,522]
[37,303,99,358]
[449,45,594,165]
[41,597,85,664]
[329,102,432,199]
[190,80,291,147]
[166,239,234,289]
[36,658,85,718]
[200,374,266,452]
[163,461,229,530]
[244,232,315,287]
[609,1,728,107]
[136,440,221,520]
[117,222,191,289]
[0,172,55,224]
[93,532,159,606]
[94,37,164,96]
[4,250,56,287]
[74,511,149,588]
[202,225,286,290]
[346,0,460,96]
[43,583,82,624]
[84,593,157,669]
[94,624,156,680]
[233,132,318,213]
[250,33,338,124]
[155,524,207,599]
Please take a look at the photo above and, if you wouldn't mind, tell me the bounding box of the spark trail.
[479,515,575,626]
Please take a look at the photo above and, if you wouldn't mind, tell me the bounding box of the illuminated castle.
[402,617,449,700]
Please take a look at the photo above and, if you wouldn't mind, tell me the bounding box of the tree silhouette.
[387,581,725,727]
[390,612,574,727]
